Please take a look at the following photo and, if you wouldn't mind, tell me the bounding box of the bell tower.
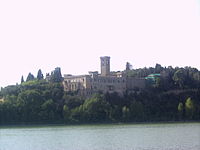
[100,56,110,76]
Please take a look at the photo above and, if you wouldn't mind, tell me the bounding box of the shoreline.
[1,120,200,129]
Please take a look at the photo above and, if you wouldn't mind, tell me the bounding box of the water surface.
[0,123,200,150]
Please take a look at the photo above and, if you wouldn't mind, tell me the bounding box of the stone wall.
[63,74,127,95]
[126,77,146,90]
[63,75,89,92]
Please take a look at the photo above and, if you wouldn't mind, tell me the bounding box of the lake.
[0,123,199,150]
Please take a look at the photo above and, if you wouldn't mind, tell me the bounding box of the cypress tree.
[21,76,24,83]
[26,73,35,82]
[37,69,44,80]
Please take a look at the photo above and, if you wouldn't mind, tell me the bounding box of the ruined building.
[63,56,145,95]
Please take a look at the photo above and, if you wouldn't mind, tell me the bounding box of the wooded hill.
[0,64,200,124]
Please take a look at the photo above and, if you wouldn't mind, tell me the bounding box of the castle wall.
[63,75,89,92]
[63,74,127,95]
[126,77,146,90]
[62,56,146,96]
[90,76,126,94]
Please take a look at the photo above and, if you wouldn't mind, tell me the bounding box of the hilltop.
[0,64,200,125]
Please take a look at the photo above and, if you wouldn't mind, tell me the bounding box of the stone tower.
[100,56,110,76]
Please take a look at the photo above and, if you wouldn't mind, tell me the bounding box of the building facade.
[63,56,145,96]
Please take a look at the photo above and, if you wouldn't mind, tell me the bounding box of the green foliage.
[63,94,84,109]
[39,99,57,121]
[173,69,185,88]
[109,105,122,121]
[70,105,85,123]
[82,94,110,122]
[21,76,24,84]
[155,77,161,88]
[126,65,200,89]
[185,97,195,120]
[1,85,20,97]
[1,65,200,125]
[130,101,145,121]
[0,79,64,124]
[177,102,184,120]
[17,90,44,121]
[50,67,63,82]
[63,105,70,122]
[178,102,183,113]
[155,64,163,73]
[37,69,44,80]
[122,106,130,122]
[126,62,132,71]
[0,100,19,123]
[26,73,35,82]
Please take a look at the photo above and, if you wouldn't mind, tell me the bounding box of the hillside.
[0,64,200,124]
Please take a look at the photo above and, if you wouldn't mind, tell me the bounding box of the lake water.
[0,123,200,150]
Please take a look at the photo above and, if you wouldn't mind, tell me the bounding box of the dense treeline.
[0,65,200,125]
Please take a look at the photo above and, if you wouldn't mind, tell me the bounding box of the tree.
[109,105,122,121]
[155,64,162,73]
[70,105,85,123]
[155,77,161,88]
[17,90,44,121]
[1,85,20,97]
[63,95,83,109]
[177,102,184,120]
[37,69,43,80]
[26,73,35,82]
[83,94,110,122]
[185,97,195,120]
[40,99,56,121]
[126,62,132,71]
[21,76,24,84]
[63,105,70,123]
[122,106,130,122]
[173,69,186,89]
[50,67,63,82]
[130,101,145,121]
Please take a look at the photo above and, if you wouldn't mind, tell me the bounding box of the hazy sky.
[0,0,200,87]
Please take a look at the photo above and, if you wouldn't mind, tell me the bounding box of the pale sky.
[0,0,200,87]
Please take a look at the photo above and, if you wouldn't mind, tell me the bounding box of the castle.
[63,56,145,96]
